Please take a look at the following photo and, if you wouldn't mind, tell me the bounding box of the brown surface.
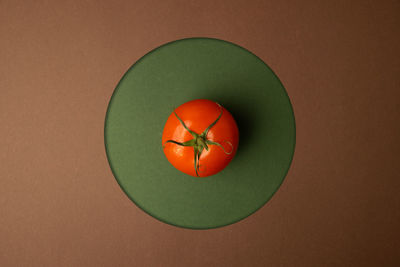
[1,0,399,266]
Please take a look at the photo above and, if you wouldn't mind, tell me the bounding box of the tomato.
[162,99,239,177]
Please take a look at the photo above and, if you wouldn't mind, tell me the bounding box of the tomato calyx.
[163,104,234,176]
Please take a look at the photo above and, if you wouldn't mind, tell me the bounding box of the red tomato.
[162,99,239,177]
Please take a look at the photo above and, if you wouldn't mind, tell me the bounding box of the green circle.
[105,38,295,229]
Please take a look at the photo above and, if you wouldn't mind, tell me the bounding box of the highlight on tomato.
[162,99,239,177]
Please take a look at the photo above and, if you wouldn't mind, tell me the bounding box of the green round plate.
[105,38,295,229]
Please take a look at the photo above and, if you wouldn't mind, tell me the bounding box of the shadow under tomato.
[220,101,254,154]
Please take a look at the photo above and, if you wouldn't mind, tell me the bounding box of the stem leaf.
[200,104,223,138]
[163,139,195,148]
[206,140,233,155]
[174,111,198,138]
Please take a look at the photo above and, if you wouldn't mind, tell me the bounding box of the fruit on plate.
[162,99,239,177]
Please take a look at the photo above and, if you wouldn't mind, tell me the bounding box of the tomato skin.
[162,99,239,177]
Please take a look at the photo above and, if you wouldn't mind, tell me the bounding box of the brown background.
[1,0,399,266]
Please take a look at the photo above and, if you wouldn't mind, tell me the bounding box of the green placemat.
[105,38,295,229]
